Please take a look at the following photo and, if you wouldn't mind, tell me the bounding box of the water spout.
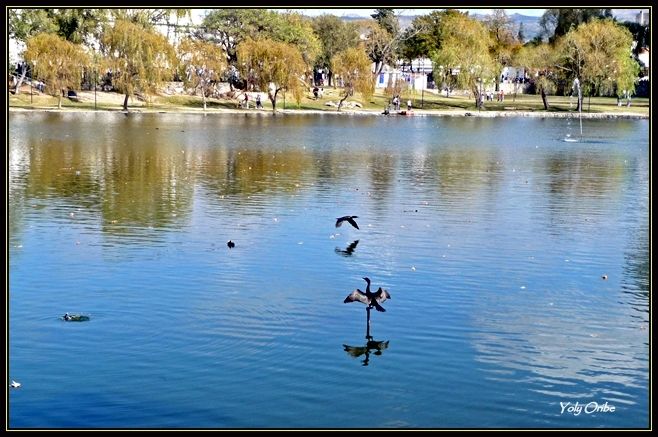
[571,78,583,137]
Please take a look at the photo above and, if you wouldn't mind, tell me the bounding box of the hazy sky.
[191,8,546,22]
[280,8,547,17]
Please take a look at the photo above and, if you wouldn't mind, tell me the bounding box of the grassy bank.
[8,86,649,117]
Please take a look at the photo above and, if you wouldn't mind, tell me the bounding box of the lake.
[8,112,649,429]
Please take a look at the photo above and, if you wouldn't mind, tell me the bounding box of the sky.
[272,8,547,17]
[191,8,546,22]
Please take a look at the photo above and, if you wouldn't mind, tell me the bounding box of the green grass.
[9,88,649,116]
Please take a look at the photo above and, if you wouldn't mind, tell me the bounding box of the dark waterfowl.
[227,240,235,249]
[63,313,90,322]
[336,215,359,230]
[343,277,391,312]
[335,240,359,256]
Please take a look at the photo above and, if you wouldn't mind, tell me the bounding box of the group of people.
[242,93,263,109]
[501,75,526,84]
[482,89,505,102]
[383,95,413,115]
[390,95,413,112]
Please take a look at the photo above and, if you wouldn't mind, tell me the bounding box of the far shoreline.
[8,107,649,119]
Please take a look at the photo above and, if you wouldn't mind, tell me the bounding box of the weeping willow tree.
[23,32,90,109]
[331,47,374,111]
[177,38,227,110]
[236,37,307,112]
[515,43,558,110]
[431,11,497,108]
[101,19,176,111]
[556,19,639,111]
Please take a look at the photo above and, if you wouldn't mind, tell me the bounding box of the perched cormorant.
[344,277,391,312]
[336,215,359,230]
[227,240,235,249]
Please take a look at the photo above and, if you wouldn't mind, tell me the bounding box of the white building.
[373,57,432,90]
[374,66,428,90]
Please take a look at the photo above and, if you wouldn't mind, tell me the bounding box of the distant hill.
[341,9,648,44]
[612,9,647,23]
[340,12,543,42]
[469,13,542,42]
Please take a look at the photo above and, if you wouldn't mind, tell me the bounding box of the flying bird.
[344,277,391,312]
[336,215,359,230]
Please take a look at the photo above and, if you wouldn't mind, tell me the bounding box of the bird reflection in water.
[343,338,390,366]
[335,239,359,256]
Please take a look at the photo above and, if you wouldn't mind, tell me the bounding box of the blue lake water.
[8,112,649,428]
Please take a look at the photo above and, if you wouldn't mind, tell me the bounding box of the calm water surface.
[8,112,649,428]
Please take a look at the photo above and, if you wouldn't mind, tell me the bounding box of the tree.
[10,8,107,93]
[364,22,397,77]
[23,33,90,108]
[362,9,410,77]
[517,22,525,43]
[312,14,360,87]
[199,9,274,65]
[109,9,187,28]
[199,9,320,89]
[515,43,558,110]
[331,47,374,111]
[398,11,444,62]
[371,8,399,36]
[431,12,497,108]
[236,38,307,112]
[272,12,321,70]
[485,10,522,92]
[50,9,109,45]
[9,9,58,42]
[540,9,612,42]
[101,19,176,111]
[177,38,227,110]
[615,55,640,105]
[163,9,192,42]
[556,19,640,110]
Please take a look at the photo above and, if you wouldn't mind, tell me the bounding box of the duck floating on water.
[63,313,90,322]
[227,240,235,249]
[336,215,359,230]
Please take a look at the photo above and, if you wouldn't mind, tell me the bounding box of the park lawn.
[9,87,649,116]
